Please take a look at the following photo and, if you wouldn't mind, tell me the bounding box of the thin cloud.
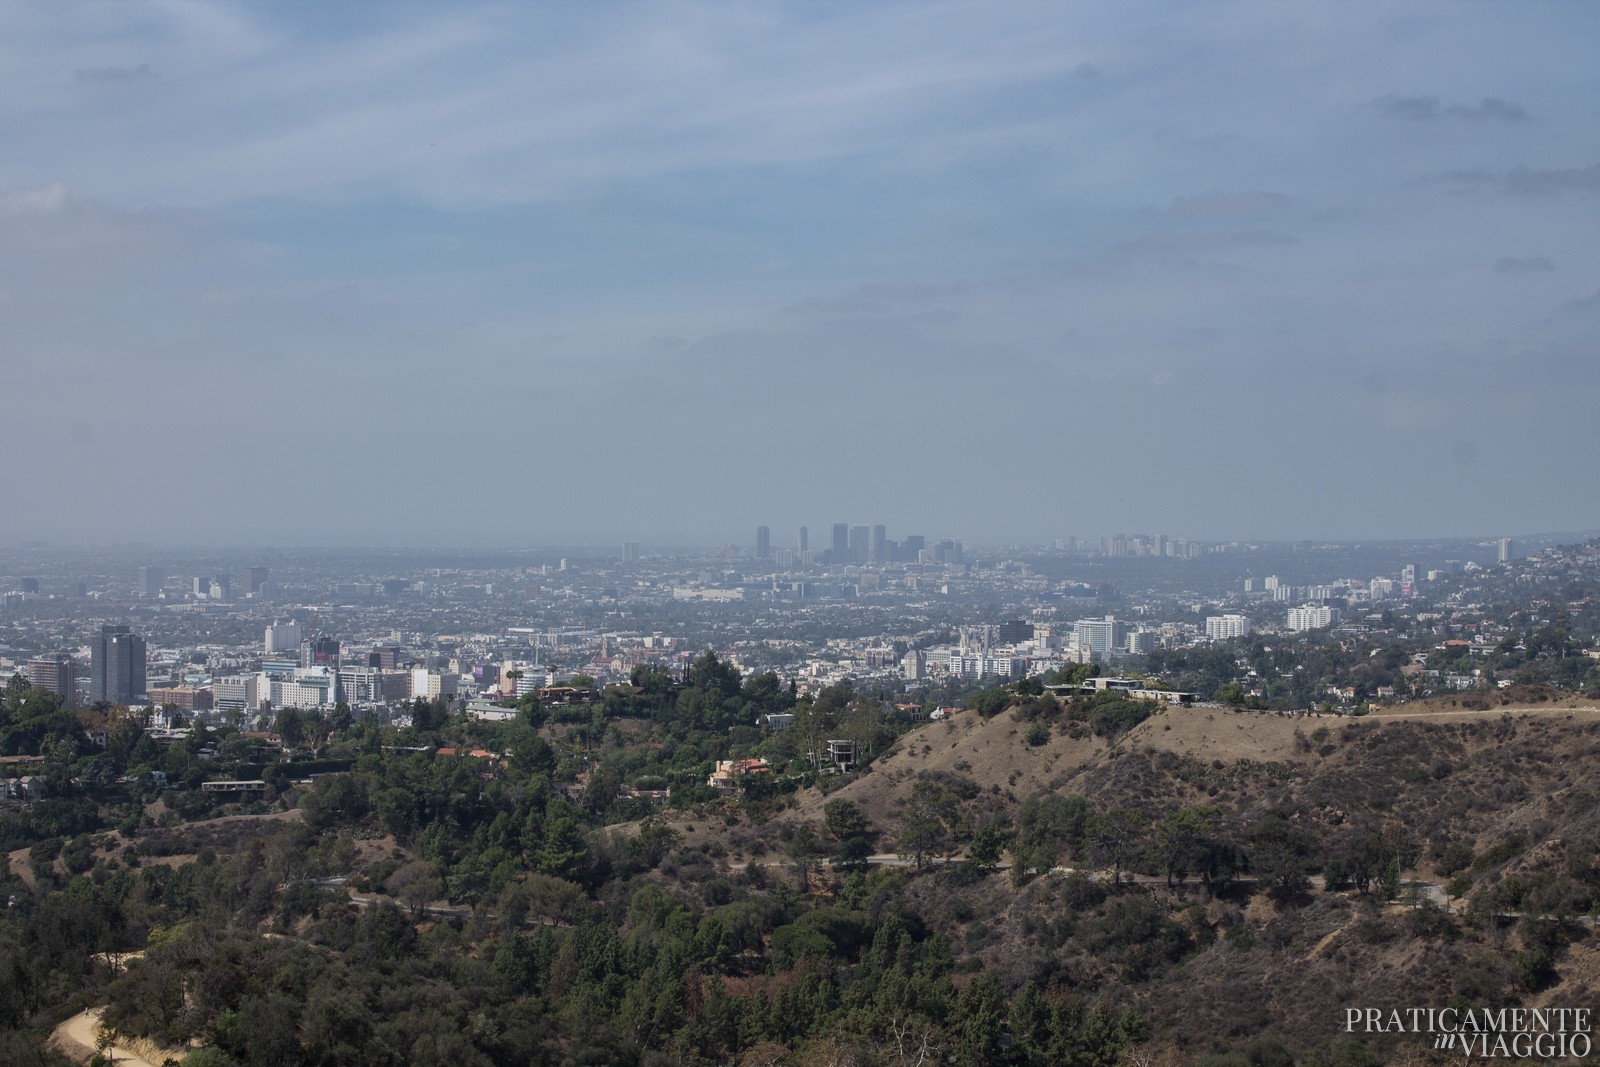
[1493,256,1554,275]
[1156,192,1290,220]
[1376,94,1528,123]
[75,63,157,83]
[1107,229,1298,258]
[1428,163,1600,195]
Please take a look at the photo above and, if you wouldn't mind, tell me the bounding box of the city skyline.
[1,2,1596,546]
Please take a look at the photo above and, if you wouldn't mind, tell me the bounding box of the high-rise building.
[265,620,304,653]
[209,574,231,601]
[797,526,809,555]
[756,526,771,559]
[1206,615,1252,640]
[1498,537,1513,563]
[869,524,887,564]
[303,636,341,669]
[1072,616,1124,660]
[831,524,849,563]
[1286,605,1336,632]
[622,541,640,563]
[242,566,270,596]
[25,655,76,703]
[850,525,870,564]
[89,625,146,705]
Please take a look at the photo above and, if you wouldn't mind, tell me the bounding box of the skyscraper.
[303,636,341,669]
[850,525,870,564]
[622,541,640,563]
[831,524,849,563]
[869,524,887,564]
[242,566,270,596]
[89,625,146,704]
[797,526,809,555]
[1498,537,1513,563]
[138,567,164,598]
[756,525,771,559]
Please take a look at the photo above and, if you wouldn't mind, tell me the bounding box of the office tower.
[1498,538,1513,563]
[830,523,849,564]
[209,574,230,601]
[622,541,640,563]
[303,636,341,669]
[1072,616,1124,660]
[242,566,270,595]
[797,526,809,555]
[849,525,869,564]
[192,577,207,596]
[901,534,925,562]
[89,625,146,704]
[138,567,164,597]
[265,620,304,653]
[19,578,39,594]
[756,525,771,559]
[25,655,76,703]
[869,524,887,564]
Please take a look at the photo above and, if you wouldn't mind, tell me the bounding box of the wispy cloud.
[1430,164,1600,195]
[75,63,157,83]
[1493,256,1554,275]
[1376,94,1528,123]
[1156,192,1290,220]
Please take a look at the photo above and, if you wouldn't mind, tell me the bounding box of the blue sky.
[2,1,1597,546]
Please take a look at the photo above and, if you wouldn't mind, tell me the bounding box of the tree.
[898,781,958,868]
[786,824,826,890]
[1248,814,1313,899]
[824,798,868,841]
[1088,808,1149,885]
[1155,806,1219,887]
[964,821,1012,874]
[1012,793,1092,883]
[274,706,305,751]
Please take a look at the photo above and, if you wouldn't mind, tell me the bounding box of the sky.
[1,1,1597,548]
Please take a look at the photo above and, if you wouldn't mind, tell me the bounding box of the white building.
[213,674,260,713]
[1073,616,1124,661]
[258,665,338,709]
[265,620,304,654]
[901,649,926,680]
[410,669,460,700]
[1206,614,1252,640]
[1287,605,1337,632]
[337,665,386,704]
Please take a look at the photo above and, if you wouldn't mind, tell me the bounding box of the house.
[200,780,269,795]
[707,758,770,793]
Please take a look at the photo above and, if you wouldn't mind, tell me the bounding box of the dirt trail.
[52,1008,163,1067]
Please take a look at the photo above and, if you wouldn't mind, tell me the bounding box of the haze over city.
[2,2,1597,547]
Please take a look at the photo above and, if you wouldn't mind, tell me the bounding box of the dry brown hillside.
[776,690,1600,876]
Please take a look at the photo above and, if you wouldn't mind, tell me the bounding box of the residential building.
[89,625,146,704]
[1073,616,1125,660]
[1206,614,1252,640]
[1287,605,1337,632]
[24,655,76,703]
[265,620,303,654]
